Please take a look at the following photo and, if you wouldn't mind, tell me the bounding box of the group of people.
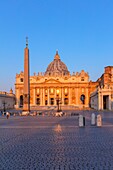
[0,111,10,119]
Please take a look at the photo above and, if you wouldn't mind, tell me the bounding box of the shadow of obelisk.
[22,37,30,115]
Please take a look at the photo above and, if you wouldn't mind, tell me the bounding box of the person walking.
[6,112,10,119]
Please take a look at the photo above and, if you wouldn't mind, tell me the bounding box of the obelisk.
[22,37,30,115]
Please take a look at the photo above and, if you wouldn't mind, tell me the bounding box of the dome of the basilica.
[45,51,70,76]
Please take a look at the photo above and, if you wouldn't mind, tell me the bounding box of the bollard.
[97,114,102,127]
[91,113,96,125]
[79,115,85,127]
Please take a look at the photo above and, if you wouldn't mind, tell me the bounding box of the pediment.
[43,78,61,84]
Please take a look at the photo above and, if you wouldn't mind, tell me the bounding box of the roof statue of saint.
[45,51,70,76]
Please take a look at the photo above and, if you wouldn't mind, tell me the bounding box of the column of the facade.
[101,94,103,110]
[33,88,36,106]
[76,87,79,107]
[47,88,50,106]
[59,88,61,98]
[54,88,56,105]
[98,92,100,110]
[69,87,71,105]
[109,93,111,110]
[101,90,104,110]
[61,87,64,106]
[42,88,45,106]
[15,88,20,108]
[40,88,42,106]
[98,91,102,110]
[86,88,89,107]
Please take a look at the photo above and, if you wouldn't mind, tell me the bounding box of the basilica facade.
[15,47,99,110]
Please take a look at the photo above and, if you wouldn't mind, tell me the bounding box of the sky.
[0,0,113,92]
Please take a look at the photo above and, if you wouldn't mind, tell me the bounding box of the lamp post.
[56,97,62,112]
[56,98,60,112]
[56,89,62,112]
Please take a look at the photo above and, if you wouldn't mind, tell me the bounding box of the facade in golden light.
[15,48,99,110]
[90,66,113,110]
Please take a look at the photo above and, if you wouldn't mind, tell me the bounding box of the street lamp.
[56,89,62,112]
[56,97,62,112]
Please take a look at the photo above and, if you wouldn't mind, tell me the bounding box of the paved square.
[0,110,113,170]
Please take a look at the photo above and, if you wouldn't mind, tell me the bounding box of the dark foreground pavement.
[0,110,113,170]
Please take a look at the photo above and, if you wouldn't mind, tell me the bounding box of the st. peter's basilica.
[15,42,113,111]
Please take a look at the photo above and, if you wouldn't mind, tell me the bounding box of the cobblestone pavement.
[0,110,113,170]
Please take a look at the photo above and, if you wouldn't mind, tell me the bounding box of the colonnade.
[15,86,89,108]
